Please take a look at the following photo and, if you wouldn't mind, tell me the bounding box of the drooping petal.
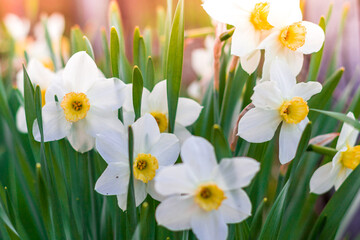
[310,162,340,194]
[214,157,260,190]
[336,112,359,150]
[154,164,197,196]
[116,179,147,211]
[191,210,228,240]
[95,162,130,196]
[67,120,95,153]
[149,133,180,166]
[147,80,168,113]
[16,106,28,133]
[33,102,70,142]
[238,108,282,143]
[290,82,322,101]
[251,81,283,109]
[202,0,251,26]
[181,136,218,181]
[62,51,99,93]
[96,129,128,164]
[231,24,259,57]
[86,78,126,111]
[267,0,302,28]
[132,114,161,154]
[297,21,325,54]
[240,50,261,75]
[219,188,252,224]
[278,118,309,164]
[175,98,203,127]
[156,195,198,231]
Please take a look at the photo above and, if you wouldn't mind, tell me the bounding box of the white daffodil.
[202,0,277,74]
[237,60,322,164]
[95,113,180,210]
[310,112,360,194]
[16,59,60,133]
[4,13,31,57]
[32,51,126,153]
[155,136,259,240]
[259,0,325,78]
[122,80,203,143]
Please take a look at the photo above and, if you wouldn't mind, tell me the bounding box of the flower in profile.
[259,0,325,77]
[202,0,276,74]
[95,113,180,210]
[4,13,31,57]
[237,60,322,164]
[155,136,259,240]
[16,59,59,133]
[32,51,126,153]
[310,112,360,194]
[123,80,203,143]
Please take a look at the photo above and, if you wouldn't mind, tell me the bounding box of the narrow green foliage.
[83,36,95,60]
[211,125,232,162]
[166,0,184,133]
[70,26,87,54]
[145,57,155,91]
[310,109,360,130]
[110,27,121,78]
[132,66,144,121]
[43,20,58,71]
[133,27,147,83]
[101,29,111,77]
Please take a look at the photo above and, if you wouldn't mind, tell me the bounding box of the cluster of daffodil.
[1,0,360,239]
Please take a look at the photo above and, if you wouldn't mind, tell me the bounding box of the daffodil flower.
[237,60,322,164]
[310,112,360,194]
[122,80,203,143]
[16,59,60,133]
[95,113,180,210]
[32,51,126,153]
[202,0,276,74]
[154,136,259,240]
[4,13,31,57]
[259,0,325,78]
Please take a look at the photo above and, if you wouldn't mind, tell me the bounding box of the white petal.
[149,133,180,166]
[310,162,340,194]
[238,108,281,143]
[156,195,198,231]
[283,50,304,77]
[290,82,322,101]
[122,111,135,127]
[47,13,65,41]
[154,164,197,196]
[45,77,66,104]
[4,14,30,41]
[62,51,99,93]
[251,81,283,109]
[214,157,260,190]
[16,107,28,133]
[132,114,161,154]
[269,59,297,95]
[240,50,261,75]
[33,102,70,142]
[181,136,218,181]
[116,179,147,211]
[297,21,325,54]
[87,78,126,111]
[267,0,302,28]
[95,162,129,196]
[336,112,359,150]
[147,80,168,113]
[86,108,124,137]
[174,123,192,145]
[219,188,252,224]
[202,0,251,26]
[26,59,56,90]
[96,130,128,164]
[122,84,151,112]
[334,168,352,190]
[147,179,165,202]
[175,98,203,127]
[278,118,309,164]
[67,120,95,153]
[191,210,228,240]
[231,24,259,57]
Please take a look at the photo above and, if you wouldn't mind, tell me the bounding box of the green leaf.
[311,165,360,239]
[307,17,326,82]
[133,27,147,84]
[43,19,58,71]
[145,57,155,91]
[100,29,111,78]
[132,66,144,121]
[166,0,184,133]
[249,198,267,240]
[211,125,232,162]
[0,201,19,237]
[310,109,360,131]
[70,26,86,54]
[110,27,121,79]
[308,68,343,120]
[126,126,138,239]
[83,36,95,60]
